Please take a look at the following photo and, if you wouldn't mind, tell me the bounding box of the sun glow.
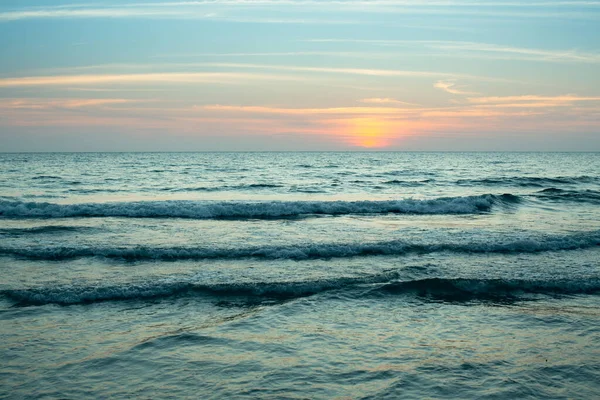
[346,118,394,148]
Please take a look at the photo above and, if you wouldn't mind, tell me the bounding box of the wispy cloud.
[0,64,486,91]
[151,51,392,59]
[193,62,508,81]
[0,8,174,22]
[66,87,166,92]
[0,7,359,24]
[464,95,600,109]
[358,98,419,106]
[201,105,415,115]
[468,95,600,104]
[427,41,600,63]
[2,1,598,23]
[201,103,547,118]
[4,96,596,146]
[0,71,309,87]
[41,61,469,79]
[434,80,479,95]
[305,39,600,63]
[0,98,137,109]
[122,1,600,6]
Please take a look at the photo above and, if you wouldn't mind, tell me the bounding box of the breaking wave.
[1,230,598,261]
[4,274,599,306]
[0,194,518,220]
[1,274,396,306]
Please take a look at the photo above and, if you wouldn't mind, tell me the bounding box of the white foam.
[0,194,515,220]
[1,230,598,261]
[4,273,599,306]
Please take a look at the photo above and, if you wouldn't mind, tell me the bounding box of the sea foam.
[1,230,597,261]
[0,194,517,220]
[4,274,599,306]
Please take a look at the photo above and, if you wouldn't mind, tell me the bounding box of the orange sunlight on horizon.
[345,118,396,148]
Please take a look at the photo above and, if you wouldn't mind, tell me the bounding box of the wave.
[383,179,433,186]
[1,230,597,261]
[0,194,517,220]
[162,183,284,192]
[3,273,401,306]
[373,277,600,300]
[21,194,67,199]
[290,187,327,194]
[383,170,438,177]
[534,188,600,204]
[0,225,90,236]
[4,274,598,306]
[61,183,284,194]
[457,176,598,187]
[31,175,62,180]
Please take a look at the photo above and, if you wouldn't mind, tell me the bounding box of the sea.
[0,152,599,399]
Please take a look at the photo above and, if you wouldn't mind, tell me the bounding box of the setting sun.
[346,117,394,148]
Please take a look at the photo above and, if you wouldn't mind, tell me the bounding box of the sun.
[347,118,392,148]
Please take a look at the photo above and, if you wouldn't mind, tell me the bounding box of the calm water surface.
[1,152,599,398]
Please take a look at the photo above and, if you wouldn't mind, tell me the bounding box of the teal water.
[1,152,599,398]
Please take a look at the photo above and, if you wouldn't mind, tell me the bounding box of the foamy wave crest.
[4,275,599,306]
[3,273,400,306]
[0,194,517,220]
[1,230,598,261]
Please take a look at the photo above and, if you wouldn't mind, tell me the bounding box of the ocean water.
[0,152,599,399]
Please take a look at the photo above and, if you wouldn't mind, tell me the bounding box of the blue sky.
[0,0,599,151]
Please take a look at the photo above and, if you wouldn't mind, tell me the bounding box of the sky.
[0,0,599,151]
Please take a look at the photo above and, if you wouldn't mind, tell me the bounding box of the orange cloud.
[0,72,307,87]
[0,98,136,109]
[358,98,419,106]
[3,92,597,149]
[201,104,416,115]
[203,104,547,119]
[467,95,600,104]
[420,109,542,117]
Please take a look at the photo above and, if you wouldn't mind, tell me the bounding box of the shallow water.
[1,152,599,398]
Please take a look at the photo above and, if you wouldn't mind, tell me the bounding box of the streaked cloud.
[203,63,462,78]
[0,98,137,109]
[305,39,600,63]
[119,1,600,6]
[151,51,391,59]
[434,80,479,95]
[40,62,476,81]
[358,98,419,106]
[468,95,600,104]
[0,7,359,24]
[0,72,308,87]
[202,105,414,115]
[201,104,552,118]
[2,1,599,23]
[427,41,600,63]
